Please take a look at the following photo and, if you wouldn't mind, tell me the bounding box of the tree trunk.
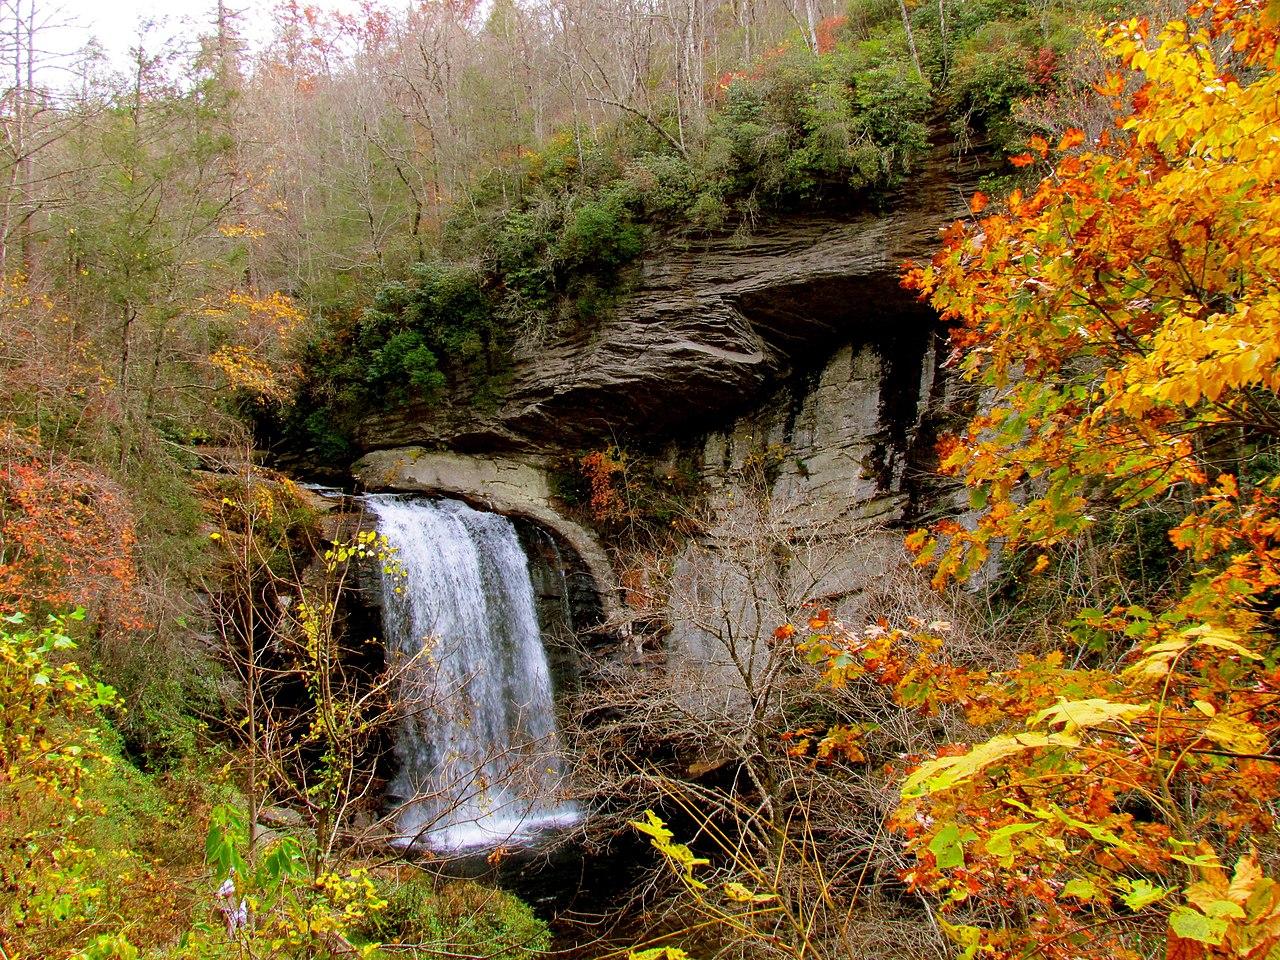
[899,0,924,81]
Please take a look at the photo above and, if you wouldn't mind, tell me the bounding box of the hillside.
[0,0,1278,958]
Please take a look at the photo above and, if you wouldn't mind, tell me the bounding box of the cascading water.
[366,495,581,852]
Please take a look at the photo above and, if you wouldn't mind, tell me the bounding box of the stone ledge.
[353,447,623,624]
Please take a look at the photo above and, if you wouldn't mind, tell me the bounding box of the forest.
[0,0,1277,956]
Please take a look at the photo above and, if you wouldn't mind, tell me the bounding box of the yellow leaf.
[902,732,1079,798]
[723,881,776,903]
[1032,698,1149,733]
[1203,715,1269,755]
[1226,850,1263,905]
[1185,624,1261,660]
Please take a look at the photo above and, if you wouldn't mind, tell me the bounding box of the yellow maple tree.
[834,0,1280,956]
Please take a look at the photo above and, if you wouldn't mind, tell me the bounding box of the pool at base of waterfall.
[390,808,586,854]
[367,495,582,855]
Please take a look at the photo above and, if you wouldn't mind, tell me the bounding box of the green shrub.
[357,874,550,959]
[354,261,495,403]
[555,188,645,273]
[685,189,732,230]
[845,0,901,39]
[851,62,932,168]
[491,203,560,309]
[629,151,699,219]
[691,38,930,214]
[280,0,1093,468]
[947,22,1037,134]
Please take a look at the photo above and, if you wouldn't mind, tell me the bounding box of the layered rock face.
[663,320,949,670]
[358,141,985,454]
[355,143,985,654]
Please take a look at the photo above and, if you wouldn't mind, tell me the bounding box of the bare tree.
[561,453,973,958]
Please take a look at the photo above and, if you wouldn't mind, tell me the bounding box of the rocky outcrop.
[359,142,988,453]
[663,326,949,665]
[353,143,989,666]
[352,448,622,625]
[698,331,939,532]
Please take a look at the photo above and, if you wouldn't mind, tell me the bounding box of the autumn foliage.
[580,446,631,525]
[0,428,141,632]
[904,0,1280,598]
[792,1,1280,957]
[206,289,306,405]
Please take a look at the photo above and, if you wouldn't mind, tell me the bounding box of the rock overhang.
[352,447,623,625]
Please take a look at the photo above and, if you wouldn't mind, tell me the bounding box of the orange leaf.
[1029,135,1050,157]
[904,528,931,553]
[970,191,989,214]
[1094,70,1126,97]
[1010,152,1036,167]
[1057,128,1085,151]
[1165,933,1206,960]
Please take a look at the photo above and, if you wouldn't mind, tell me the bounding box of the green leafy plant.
[0,610,120,953]
[355,873,551,959]
[172,803,387,958]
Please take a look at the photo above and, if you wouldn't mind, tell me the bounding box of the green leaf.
[983,822,1040,866]
[929,823,978,869]
[1172,853,1221,868]
[260,836,305,885]
[205,804,247,882]
[1117,877,1167,911]
[1062,878,1097,900]
[1169,907,1228,945]
[1050,805,1134,851]
[1203,899,1246,920]
[939,920,984,960]
[93,682,118,707]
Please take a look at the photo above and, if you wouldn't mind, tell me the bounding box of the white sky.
[28,0,455,93]
[39,0,265,68]
[33,0,376,84]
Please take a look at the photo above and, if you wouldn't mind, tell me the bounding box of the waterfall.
[366,495,581,852]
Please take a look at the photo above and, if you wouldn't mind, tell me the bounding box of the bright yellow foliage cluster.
[868,1,1280,957]
[906,0,1280,598]
[205,289,305,405]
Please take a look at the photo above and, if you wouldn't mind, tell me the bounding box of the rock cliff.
[358,141,987,453]
[355,141,987,645]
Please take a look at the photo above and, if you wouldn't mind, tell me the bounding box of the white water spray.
[366,495,581,852]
